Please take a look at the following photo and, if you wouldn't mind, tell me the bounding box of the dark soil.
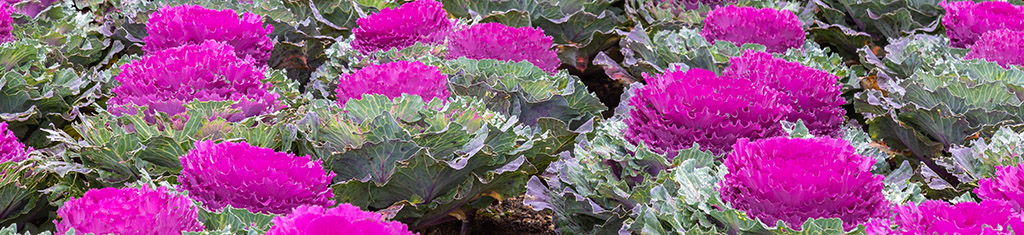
[422,196,556,235]
[578,69,627,119]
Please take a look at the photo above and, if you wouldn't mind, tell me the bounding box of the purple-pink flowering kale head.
[54,187,205,235]
[719,137,887,230]
[723,51,846,136]
[266,204,416,235]
[109,41,282,123]
[446,22,561,73]
[335,60,450,107]
[625,68,791,156]
[178,140,335,214]
[0,2,13,44]
[941,1,1024,48]
[700,6,805,53]
[975,163,1024,210]
[144,5,274,65]
[0,122,30,163]
[965,29,1024,68]
[351,0,452,54]
[866,200,1024,234]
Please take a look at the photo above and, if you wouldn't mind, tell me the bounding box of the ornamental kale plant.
[143,4,275,65]
[975,163,1024,210]
[626,67,790,156]
[335,61,450,107]
[351,0,452,54]
[266,204,414,235]
[178,140,335,214]
[700,6,805,53]
[867,200,1024,234]
[108,41,282,123]
[719,137,887,230]
[723,51,846,136]
[54,187,205,235]
[0,122,29,163]
[447,22,561,73]
[965,29,1024,68]
[941,0,1024,48]
[0,2,11,44]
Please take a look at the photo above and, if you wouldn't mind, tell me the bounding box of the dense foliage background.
[2,0,1024,234]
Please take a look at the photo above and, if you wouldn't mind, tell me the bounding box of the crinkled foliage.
[266,204,414,235]
[178,140,335,214]
[723,51,846,137]
[950,127,1024,180]
[0,38,108,147]
[525,119,681,234]
[0,122,29,163]
[447,22,560,73]
[144,4,275,65]
[335,60,450,107]
[626,67,790,156]
[719,137,887,230]
[942,0,1024,48]
[109,41,281,123]
[810,0,946,56]
[975,163,1024,210]
[700,6,805,53]
[14,2,119,71]
[0,2,12,43]
[55,187,205,235]
[856,35,1024,183]
[867,200,1024,234]
[0,160,59,226]
[351,0,452,53]
[965,29,1024,68]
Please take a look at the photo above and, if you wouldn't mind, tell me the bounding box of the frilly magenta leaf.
[723,51,846,137]
[108,41,282,123]
[975,163,1024,210]
[0,2,11,44]
[867,200,1024,234]
[625,67,791,156]
[54,187,205,235]
[143,4,274,65]
[447,22,560,73]
[700,6,805,53]
[941,0,1024,48]
[178,140,335,214]
[0,122,29,163]
[965,29,1024,68]
[719,137,887,230]
[335,60,450,107]
[351,0,452,53]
